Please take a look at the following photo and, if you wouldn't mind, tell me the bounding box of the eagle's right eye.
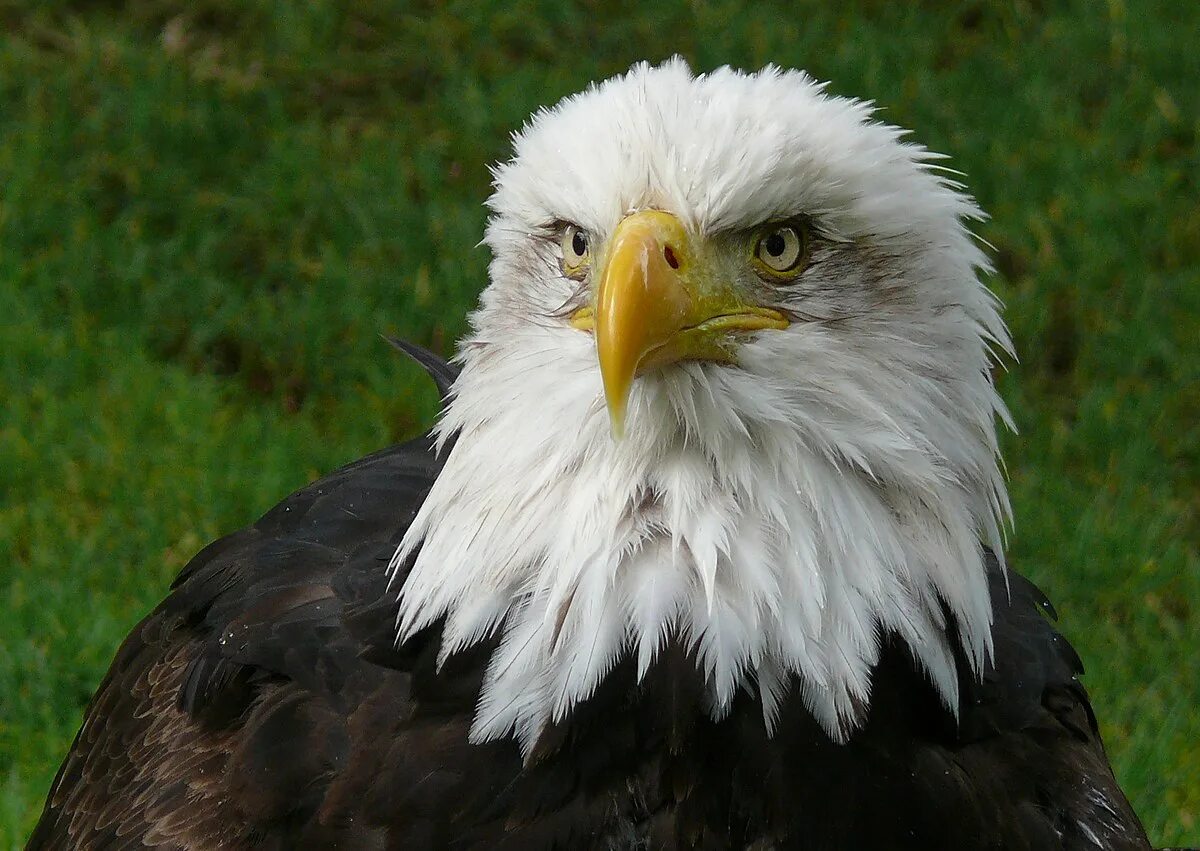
[560,224,591,279]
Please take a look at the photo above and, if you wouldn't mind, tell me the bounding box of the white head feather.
[391,58,1013,754]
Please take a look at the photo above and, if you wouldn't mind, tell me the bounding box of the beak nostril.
[663,245,680,270]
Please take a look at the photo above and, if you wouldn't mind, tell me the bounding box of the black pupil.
[571,231,587,256]
[764,231,788,258]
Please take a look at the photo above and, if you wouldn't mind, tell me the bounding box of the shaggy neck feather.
[393,320,1007,754]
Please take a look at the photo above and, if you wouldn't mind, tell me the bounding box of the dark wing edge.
[27,341,460,849]
[384,336,460,402]
[951,553,1154,850]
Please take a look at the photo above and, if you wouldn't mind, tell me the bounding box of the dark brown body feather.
[30,356,1153,850]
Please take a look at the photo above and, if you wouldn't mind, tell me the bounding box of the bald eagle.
[31,60,1164,850]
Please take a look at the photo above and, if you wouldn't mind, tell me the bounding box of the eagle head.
[393,58,1013,754]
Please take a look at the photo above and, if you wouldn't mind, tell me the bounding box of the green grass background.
[1,1,1196,846]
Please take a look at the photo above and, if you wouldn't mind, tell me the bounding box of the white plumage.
[392,58,1013,754]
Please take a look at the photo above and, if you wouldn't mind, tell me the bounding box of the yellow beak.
[572,210,789,437]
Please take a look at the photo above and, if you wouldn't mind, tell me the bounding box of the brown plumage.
[28,346,1160,851]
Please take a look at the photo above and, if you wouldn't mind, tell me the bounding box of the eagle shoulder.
[933,556,1151,850]
[27,436,510,849]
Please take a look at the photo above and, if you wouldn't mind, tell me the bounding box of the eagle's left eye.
[753,223,809,279]
[560,224,591,279]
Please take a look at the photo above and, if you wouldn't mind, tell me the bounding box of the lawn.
[1,1,1196,846]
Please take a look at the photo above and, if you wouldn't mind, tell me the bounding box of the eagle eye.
[560,224,591,280]
[752,222,809,280]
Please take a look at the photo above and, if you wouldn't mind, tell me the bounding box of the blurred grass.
[0,1,1196,846]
